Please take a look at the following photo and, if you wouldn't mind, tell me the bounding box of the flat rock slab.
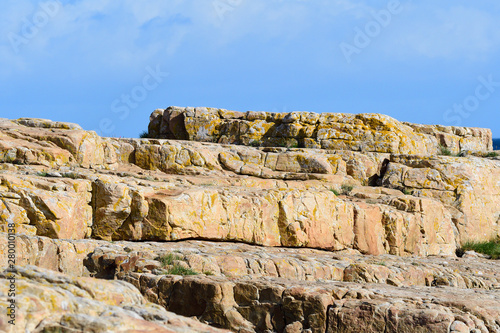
[122,270,500,333]
[0,265,230,333]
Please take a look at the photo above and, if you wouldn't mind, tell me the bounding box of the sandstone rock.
[3,233,500,332]
[0,233,105,276]
[2,110,500,333]
[148,107,492,155]
[121,270,500,333]
[2,115,497,253]
[383,155,500,243]
[0,173,92,239]
[78,238,500,292]
[0,265,230,332]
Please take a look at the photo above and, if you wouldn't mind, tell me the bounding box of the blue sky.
[1,0,500,138]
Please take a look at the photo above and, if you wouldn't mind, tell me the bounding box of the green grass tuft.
[165,265,198,276]
[459,239,500,259]
[485,152,499,158]
[403,188,413,195]
[62,172,79,179]
[157,252,198,276]
[439,145,453,156]
[158,253,183,267]
[330,189,340,196]
[341,184,354,194]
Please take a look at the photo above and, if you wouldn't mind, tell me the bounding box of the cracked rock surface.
[1,109,499,332]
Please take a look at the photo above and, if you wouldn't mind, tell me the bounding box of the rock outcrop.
[1,108,499,332]
[0,265,230,332]
[3,234,500,332]
[1,111,499,247]
[148,106,492,154]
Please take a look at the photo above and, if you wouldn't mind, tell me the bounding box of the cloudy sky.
[1,0,500,138]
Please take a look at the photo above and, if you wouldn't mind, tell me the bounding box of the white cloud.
[2,0,500,81]
[392,4,500,60]
[0,0,201,77]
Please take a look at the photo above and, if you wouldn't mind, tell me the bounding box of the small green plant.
[165,265,198,276]
[158,253,183,267]
[156,252,198,275]
[458,239,500,259]
[485,152,499,158]
[139,131,150,139]
[62,172,79,179]
[439,145,453,156]
[341,184,354,194]
[330,189,340,196]
[249,140,261,147]
[403,188,413,195]
[203,271,215,276]
[37,171,48,177]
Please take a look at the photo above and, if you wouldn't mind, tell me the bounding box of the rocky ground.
[0,108,499,332]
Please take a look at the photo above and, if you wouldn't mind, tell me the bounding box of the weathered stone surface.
[5,234,498,294]
[0,172,92,239]
[3,233,500,332]
[148,107,492,154]
[79,239,500,290]
[87,184,454,256]
[383,155,500,243]
[0,265,230,333]
[0,233,107,277]
[2,115,499,251]
[120,270,500,333]
[0,118,134,168]
[2,110,500,333]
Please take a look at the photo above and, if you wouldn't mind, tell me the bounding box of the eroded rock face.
[1,114,499,250]
[0,168,457,256]
[1,111,499,332]
[148,107,492,154]
[0,172,92,239]
[5,235,499,291]
[0,117,134,168]
[383,155,500,242]
[0,265,230,333]
[120,271,500,333]
[2,234,499,333]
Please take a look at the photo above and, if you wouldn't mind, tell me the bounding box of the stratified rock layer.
[0,265,230,333]
[1,113,499,248]
[1,110,500,332]
[148,106,492,154]
[3,234,499,333]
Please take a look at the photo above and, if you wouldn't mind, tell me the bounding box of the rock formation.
[0,107,499,332]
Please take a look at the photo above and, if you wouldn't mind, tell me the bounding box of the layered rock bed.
[1,108,499,332]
